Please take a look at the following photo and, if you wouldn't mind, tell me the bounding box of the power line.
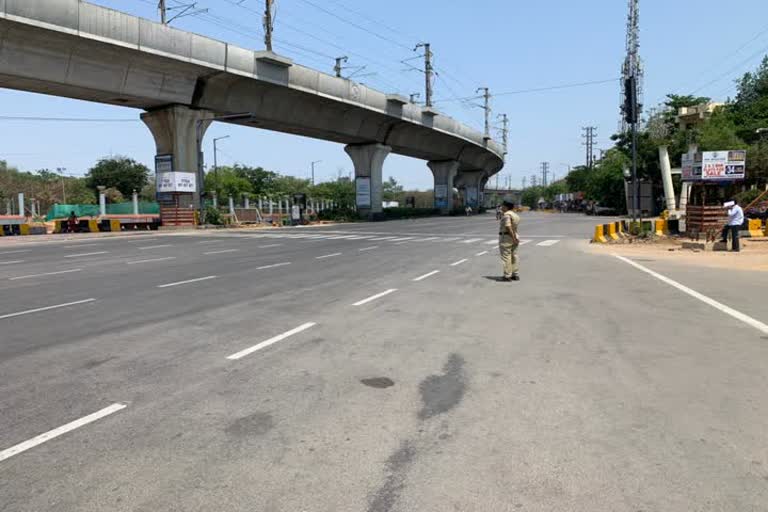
[690,42,768,95]
[433,78,620,104]
[291,0,413,51]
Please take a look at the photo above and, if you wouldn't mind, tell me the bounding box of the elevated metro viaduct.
[0,0,505,221]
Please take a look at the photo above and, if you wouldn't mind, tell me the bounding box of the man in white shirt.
[721,199,744,252]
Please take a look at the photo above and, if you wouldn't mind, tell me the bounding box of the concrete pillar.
[268,199,273,216]
[212,193,218,208]
[428,160,460,214]
[244,196,250,209]
[258,197,263,211]
[17,193,24,217]
[658,146,677,215]
[132,190,139,215]
[140,105,214,210]
[99,192,106,216]
[5,199,11,215]
[456,170,485,208]
[344,143,391,218]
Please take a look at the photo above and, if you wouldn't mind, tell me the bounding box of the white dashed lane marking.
[413,270,440,282]
[536,240,560,247]
[0,403,127,463]
[226,322,317,360]
[352,289,398,306]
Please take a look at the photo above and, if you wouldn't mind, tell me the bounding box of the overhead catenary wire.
[291,0,413,52]
[433,78,620,104]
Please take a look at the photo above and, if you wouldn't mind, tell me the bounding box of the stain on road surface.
[361,377,395,388]
[367,441,416,512]
[225,412,274,438]
[418,353,466,420]
[81,356,116,370]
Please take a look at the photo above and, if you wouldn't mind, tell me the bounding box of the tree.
[382,176,404,201]
[521,186,545,209]
[233,165,280,196]
[730,55,768,144]
[204,166,252,199]
[85,156,150,197]
[311,178,355,208]
[696,108,747,151]
[565,165,590,193]
[583,149,628,211]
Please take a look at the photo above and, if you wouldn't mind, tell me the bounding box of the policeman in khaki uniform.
[498,200,520,281]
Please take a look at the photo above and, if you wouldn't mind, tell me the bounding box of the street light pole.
[56,167,67,204]
[213,135,230,198]
[311,160,322,186]
[196,113,253,223]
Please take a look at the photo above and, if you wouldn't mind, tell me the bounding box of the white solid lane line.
[9,269,83,280]
[413,270,440,282]
[0,298,96,320]
[439,237,460,242]
[138,244,173,250]
[537,240,560,246]
[259,244,283,248]
[64,251,109,258]
[157,276,217,288]
[359,246,379,251]
[389,237,414,242]
[226,322,317,360]
[450,259,468,266]
[0,260,24,265]
[0,250,29,255]
[485,240,498,245]
[414,237,440,242]
[519,240,532,245]
[126,256,176,265]
[204,249,239,255]
[369,236,397,241]
[462,238,482,244]
[352,288,398,306]
[614,255,768,335]
[316,252,342,259]
[0,403,127,463]
[227,322,317,361]
[197,240,221,244]
[475,251,489,256]
[256,262,291,270]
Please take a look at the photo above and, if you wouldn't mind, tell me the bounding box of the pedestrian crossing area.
[223,231,564,248]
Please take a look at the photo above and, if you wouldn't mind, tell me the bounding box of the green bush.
[317,207,358,222]
[204,205,223,225]
[735,188,762,206]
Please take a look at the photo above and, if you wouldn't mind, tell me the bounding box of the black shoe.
[511,274,520,281]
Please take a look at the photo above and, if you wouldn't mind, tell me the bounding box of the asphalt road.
[1,212,767,512]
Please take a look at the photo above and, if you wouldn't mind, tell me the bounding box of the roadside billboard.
[682,150,744,181]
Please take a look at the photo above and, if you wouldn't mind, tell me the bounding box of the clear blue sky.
[2,0,767,190]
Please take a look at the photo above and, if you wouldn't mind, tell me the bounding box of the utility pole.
[531,174,538,188]
[264,0,274,52]
[497,113,509,155]
[158,0,166,24]
[582,126,597,169]
[334,56,348,78]
[541,162,550,187]
[414,43,433,107]
[476,87,491,138]
[522,176,527,189]
[311,160,321,186]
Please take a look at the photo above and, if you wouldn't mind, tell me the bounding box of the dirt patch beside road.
[587,238,768,272]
